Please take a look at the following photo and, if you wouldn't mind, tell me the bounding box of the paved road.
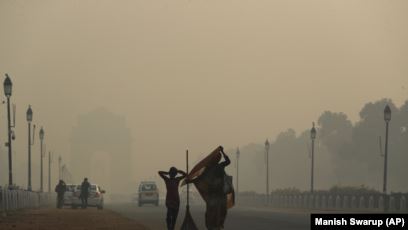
[0,208,148,230]
[107,203,310,230]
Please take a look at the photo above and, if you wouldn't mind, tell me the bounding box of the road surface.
[0,207,148,230]
[107,202,310,230]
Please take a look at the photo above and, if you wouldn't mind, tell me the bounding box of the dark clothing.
[55,183,66,209]
[80,181,91,196]
[55,183,67,196]
[81,196,88,209]
[164,177,182,208]
[203,156,230,230]
[164,178,181,230]
[159,170,186,230]
[57,196,64,209]
[166,206,179,230]
[164,177,181,230]
[206,196,227,230]
[80,181,91,209]
[207,164,227,194]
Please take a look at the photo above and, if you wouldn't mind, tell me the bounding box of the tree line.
[228,98,408,194]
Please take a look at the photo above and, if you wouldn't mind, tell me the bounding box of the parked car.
[71,184,106,209]
[64,184,78,206]
[138,181,159,206]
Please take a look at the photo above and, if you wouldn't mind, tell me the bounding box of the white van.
[138,181,159,206]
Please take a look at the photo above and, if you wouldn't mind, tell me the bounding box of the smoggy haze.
[0,0,407,192]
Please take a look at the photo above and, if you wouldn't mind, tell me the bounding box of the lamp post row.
[3,73,63,192]
[3,74,395,201]
[234,104,392,209]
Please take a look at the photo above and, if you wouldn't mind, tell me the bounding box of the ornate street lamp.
[48,151,52,193]
[265,139,270,205]
[3,74,12,97]
[58,156,62,180]
[236,147,240,195]
[26,106,33,122]
[310,122,316,193]
[26,105,35,191]
[39,127,45,192]
[4,74,14,186]
[383,104,391,211]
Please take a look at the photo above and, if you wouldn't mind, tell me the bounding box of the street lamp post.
[4,74,15,186]
[39,127,45,192]
[48,151,52,193]
[265,139,270,205]
[26,105,35,191]
[58,156,62,180]
[61,164,66,181]
[310,122,317,194]
[236,148,240,195]
[383,104,391,211]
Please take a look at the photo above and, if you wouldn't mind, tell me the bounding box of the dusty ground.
[0,208,149,230]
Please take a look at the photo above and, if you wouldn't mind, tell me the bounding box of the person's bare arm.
[220,147,231,167]
[176,170,187,180]
[158,171,169,180]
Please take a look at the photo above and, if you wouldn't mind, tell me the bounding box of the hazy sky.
[0,0,407,187]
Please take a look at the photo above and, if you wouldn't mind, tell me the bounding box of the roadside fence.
[0,186,56,213]
[237,193,408,212]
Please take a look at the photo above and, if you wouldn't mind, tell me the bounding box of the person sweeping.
[158,167,187,230]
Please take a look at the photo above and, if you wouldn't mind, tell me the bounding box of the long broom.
[180,150,199,230]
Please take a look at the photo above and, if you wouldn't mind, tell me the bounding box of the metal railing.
[237,193,408,212]
[0,186,56,213]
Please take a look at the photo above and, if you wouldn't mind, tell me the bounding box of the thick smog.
[0,1,407,230]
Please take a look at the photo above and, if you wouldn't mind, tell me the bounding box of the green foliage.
[235,97,408,193]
